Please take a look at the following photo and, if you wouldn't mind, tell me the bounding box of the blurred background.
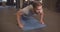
[0,0,60,32]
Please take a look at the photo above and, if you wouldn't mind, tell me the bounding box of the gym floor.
[0,6,60,32]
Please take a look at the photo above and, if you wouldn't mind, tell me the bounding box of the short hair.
[32,1,42,8]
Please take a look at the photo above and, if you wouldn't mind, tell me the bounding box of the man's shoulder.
[18,5,33,14]
[22,5,33,11]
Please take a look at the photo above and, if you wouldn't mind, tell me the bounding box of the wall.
[43,0,57,11]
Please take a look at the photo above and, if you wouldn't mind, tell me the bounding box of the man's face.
[35,6,42,13]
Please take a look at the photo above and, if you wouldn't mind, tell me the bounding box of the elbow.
[40,12,45,16]
[16,12,18,16]
[16,12,19,17]
[42,12,45,15]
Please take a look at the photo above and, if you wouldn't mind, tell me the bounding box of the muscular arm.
[39,8,44,24]
[16,10,23,28]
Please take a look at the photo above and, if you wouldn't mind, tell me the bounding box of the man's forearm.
[40,13,44,24]
[16,12,23,25]
[40,14,44,22]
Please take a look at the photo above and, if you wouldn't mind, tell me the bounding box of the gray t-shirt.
[20,5,43,16]
[20,5,33,16]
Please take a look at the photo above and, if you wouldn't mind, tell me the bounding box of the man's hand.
[40,20,44,24]
[18,24,24,28]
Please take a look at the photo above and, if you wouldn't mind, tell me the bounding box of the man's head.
[32,1,42,13]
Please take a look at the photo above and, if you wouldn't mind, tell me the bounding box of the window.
[2,0,7,2]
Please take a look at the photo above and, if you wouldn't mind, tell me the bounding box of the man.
[16,1,46,31]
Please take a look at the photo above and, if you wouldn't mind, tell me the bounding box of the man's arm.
[16,10,23,28]
[39,8,44,24]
